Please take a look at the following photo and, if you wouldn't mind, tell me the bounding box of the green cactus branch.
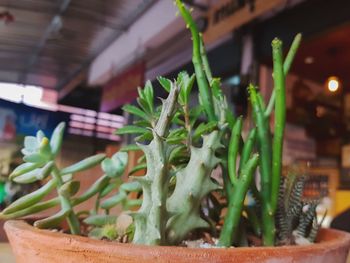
[265,34,302,117]
[166,130,222,245]
[133,84,180,245]
[218,154,259,247]
[271,38,286,214]
[175,0,216,121]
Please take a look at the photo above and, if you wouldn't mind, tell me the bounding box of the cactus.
[276,172,324,245]
[131,83,180,245]
[166,130,222,245]
[247,33,302,245]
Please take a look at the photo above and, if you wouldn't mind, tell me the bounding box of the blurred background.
[0,0,350,239]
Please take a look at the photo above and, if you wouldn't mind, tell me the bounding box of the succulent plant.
[0,123,127,235]
[1,0,322,249]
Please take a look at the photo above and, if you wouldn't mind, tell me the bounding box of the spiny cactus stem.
[218,154,259,247]
[271,38,286,214]
[175,0,216,121]
[155,83,179,137]
[52,165,80,235]
[265,33,302,118]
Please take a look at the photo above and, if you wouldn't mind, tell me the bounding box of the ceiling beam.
[56,0,157,99]
[18,0,71,84]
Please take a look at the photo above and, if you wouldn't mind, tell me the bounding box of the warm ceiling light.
[326,76,340,92]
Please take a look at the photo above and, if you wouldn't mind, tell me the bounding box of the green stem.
[218,154,259,247]
[227,117,243,185]
[271,38,286,214]
[248,84,274,245]
[265,34,302,117]
[52,166,80,235]
[176,0,216,121]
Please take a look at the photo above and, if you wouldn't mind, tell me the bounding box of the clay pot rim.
[5,219,350,254]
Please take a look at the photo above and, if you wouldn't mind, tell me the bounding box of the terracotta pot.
[4,220,350,263]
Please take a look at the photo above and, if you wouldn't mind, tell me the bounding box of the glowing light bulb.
[327,76,340,93]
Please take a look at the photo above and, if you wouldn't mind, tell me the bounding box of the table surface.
[0,243,15,263]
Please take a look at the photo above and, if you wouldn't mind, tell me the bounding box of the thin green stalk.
[199,34,213,83]
[248,85,271,203]
[218,154,259,246]
[271,38,286,213]
[227,117,243,185]
[175,0,216,121]
[265,34,302,117]
[52,166,80,235]
[248,84,274,245]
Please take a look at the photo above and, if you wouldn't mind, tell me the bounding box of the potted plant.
[2,1,350,262]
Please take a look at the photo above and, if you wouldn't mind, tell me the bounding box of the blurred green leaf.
[50,122,66,157]
[120,144,140,152]
[34,209,69,229]
[102,152,128,178]
[101,191,127,210]
[115,125,148,135]
[193,121,218,141]
[84,214,117,226]
[9,162,41,179]
[157,76,171,92]
[122,104,149,121]
[60,154,106,175]
[13,161,54,184]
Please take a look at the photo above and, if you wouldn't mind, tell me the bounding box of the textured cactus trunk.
[133,84,180,245]
[166,131,221,245]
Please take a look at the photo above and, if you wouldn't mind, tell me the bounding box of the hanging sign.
[100,62,145,112]
[203,0,286,43]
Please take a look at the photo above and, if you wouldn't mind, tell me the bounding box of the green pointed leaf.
[9,162,41,180]
[115,125,148,135]
[2,179,56,214]
[133,119,152,128]
[144,81,154,113]
[189,105,204,126]
[50,122,65,157]
[122,104,149,121]
[193,121,218,140]
[135,130,153,141]
[12,161,54,184]
[60,154,106,175]
[157,76,171,92]
[120,144,140,152]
